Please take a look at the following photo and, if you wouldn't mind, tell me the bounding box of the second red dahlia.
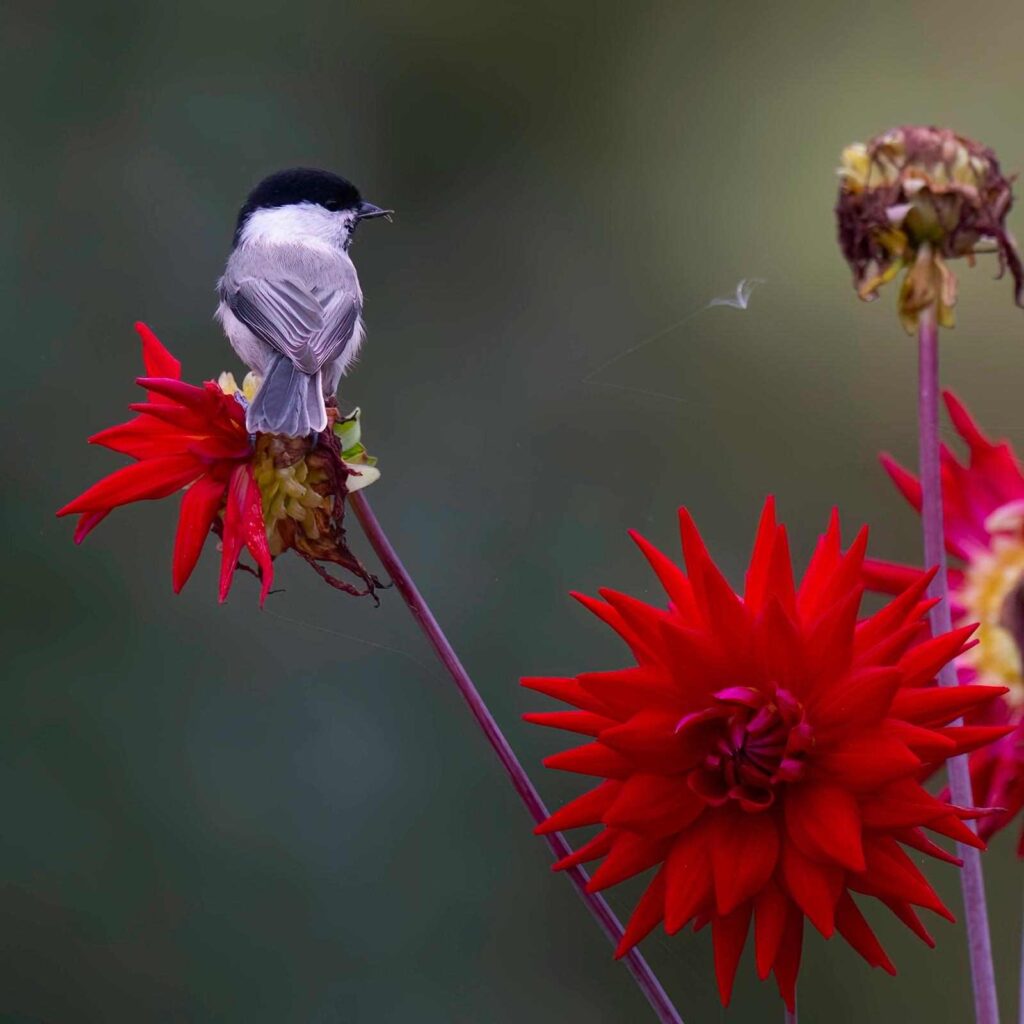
[866,392,1024,851]
[525,500,1010,1008]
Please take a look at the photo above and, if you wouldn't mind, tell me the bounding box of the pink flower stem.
[349,491,685,1024]
[1019,887,1024,1024]
[784,999,798,1024]
[917,305,1000,1024]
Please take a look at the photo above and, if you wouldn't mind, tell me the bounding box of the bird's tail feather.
[246,355,326,437]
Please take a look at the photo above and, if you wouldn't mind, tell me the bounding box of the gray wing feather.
[308,291,361,369]
[225,277,359,374]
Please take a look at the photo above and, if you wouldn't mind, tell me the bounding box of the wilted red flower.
[525,500,1010,1009]
[865,392,1024,849]
[57,324,380,604]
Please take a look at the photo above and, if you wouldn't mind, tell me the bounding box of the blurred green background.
[6,0,1024,1020]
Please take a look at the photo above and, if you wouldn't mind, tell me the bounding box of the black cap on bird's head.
[234,167,392,242]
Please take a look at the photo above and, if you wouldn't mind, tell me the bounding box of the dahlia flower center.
[1000,579,1024,660]
[959,505,1024,704]
[680,687,811,812]
[252,434,333,555]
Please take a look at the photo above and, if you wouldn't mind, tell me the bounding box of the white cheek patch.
[240,204,353,249]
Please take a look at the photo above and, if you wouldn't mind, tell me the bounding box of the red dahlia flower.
[57,324,380,604]
[866,392,1024,849]
[525,499,1010,1008]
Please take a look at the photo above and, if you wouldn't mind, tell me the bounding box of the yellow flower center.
[958,528,1024,704]
[218,371,335,554]
[216,371,380,561]
[838,133,990,194]
[251,435,333,556]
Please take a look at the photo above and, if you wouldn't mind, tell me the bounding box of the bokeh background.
[6,0,1024,1020]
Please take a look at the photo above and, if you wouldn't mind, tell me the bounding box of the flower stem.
[1019,886,1024,1024]
[349,491,685,1024]
[917,305,1000,1024]
[784,998,798,1024]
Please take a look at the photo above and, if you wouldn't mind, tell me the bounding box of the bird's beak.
[356,201,394,222]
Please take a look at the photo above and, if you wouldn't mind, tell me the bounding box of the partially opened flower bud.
[836,125,1023,331]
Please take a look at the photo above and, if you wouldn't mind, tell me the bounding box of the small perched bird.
[216,167,392,436]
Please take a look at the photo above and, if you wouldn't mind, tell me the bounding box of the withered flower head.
[835,125,1023,331]
[58,324,382,604]
[248,413,382,596]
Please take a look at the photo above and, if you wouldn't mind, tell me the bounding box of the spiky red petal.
[58,324,255,599]
[528,501,1006,1006]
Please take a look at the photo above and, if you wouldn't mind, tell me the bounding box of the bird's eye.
[324,199,340,211]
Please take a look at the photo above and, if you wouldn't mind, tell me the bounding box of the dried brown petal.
[836,125,1023,330]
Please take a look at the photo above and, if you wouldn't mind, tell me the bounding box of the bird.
[216,167,392,437]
